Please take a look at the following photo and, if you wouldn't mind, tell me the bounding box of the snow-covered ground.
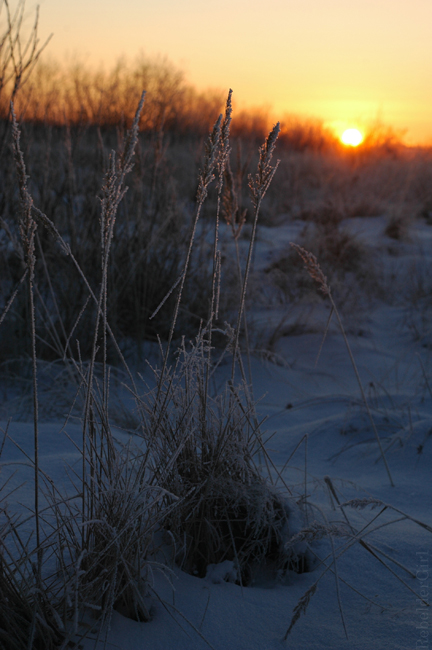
[1,212,431,649]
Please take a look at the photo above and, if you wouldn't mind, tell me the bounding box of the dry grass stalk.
[290,242,395,487]
[231,123,280,382]
[81,91,145,539]
[248,122,281,208]
[156,109,224,401]
[290,492,431,631]
[205,90,233,413]
[283,581,317,640]
[10,103,42,573]
[290,243,330,295]
[0,267,28,328]
[222,155,251,383]
[341,498,432,534]
[324,477,416,580]
[339,497,384,510]
[222,158,247,240]
[286,521,351,546]
[282,503,394,641]
[0,481,72,649]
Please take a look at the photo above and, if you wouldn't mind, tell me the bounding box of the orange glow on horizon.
[30,0,432,146]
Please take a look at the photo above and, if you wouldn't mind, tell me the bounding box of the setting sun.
[341,128,364,147]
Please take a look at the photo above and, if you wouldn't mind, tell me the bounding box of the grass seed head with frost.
[197,114,222,204]
[290,243,331,296]
[283,582,317,640]
[340,497,384,510]
[286,521,351,546]
[142,336,292,584]
[120,90,146,174]
[216,89,233,183]
[248,121,280,208]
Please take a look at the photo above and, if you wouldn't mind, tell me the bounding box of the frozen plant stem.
[157,112,223,401]
[204,90,232,414]
[231,123,280,382]
[82,91,145,538]
[290,243,394,487]
[222,156,252,384]
[11,104,42,570]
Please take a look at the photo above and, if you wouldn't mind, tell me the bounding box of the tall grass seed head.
[197,114,223,204]
[290,243,331,295]
[248,122,280,207]
[217,89,233,180]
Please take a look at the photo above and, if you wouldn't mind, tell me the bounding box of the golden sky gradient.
[38,0,432,144]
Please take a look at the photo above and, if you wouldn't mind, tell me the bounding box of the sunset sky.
[37,0,432,144]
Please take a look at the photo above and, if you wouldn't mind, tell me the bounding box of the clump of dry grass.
[46,426,171,628]
[125,115,298,586]
[0,422,71,649]
[0,81,302,648]
[0,557,67,650]
[136,332,293,585]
